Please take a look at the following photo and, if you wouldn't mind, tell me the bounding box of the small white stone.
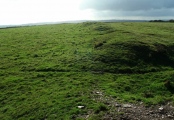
[123,104,132,108]
[162,115,164,118]
[86,115,89,119]
[159,107,164,111]
[168,115,173,118]
[115,104,121,107]
[77,106,85,109]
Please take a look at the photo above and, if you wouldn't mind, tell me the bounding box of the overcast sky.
[0,0,174,25]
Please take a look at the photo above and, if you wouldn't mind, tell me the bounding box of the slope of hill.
[0,22,174,119]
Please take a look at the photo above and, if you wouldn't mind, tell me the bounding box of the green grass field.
[0,22,174,119]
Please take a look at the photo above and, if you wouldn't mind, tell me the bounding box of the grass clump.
[94,103,108,114]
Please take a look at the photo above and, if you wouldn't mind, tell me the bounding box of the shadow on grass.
[165,80,174,94]
[167,86,174,94]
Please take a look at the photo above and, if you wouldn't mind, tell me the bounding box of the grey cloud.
[80,0,174,11]
[121,8,174,17]
[80,0,174,19]
[93,8,174,18]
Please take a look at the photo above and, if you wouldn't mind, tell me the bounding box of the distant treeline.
[149,19,174,22]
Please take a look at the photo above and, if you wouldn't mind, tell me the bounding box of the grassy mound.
[93,40,174,73]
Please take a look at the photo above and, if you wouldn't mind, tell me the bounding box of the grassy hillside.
[0,22,174,119]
